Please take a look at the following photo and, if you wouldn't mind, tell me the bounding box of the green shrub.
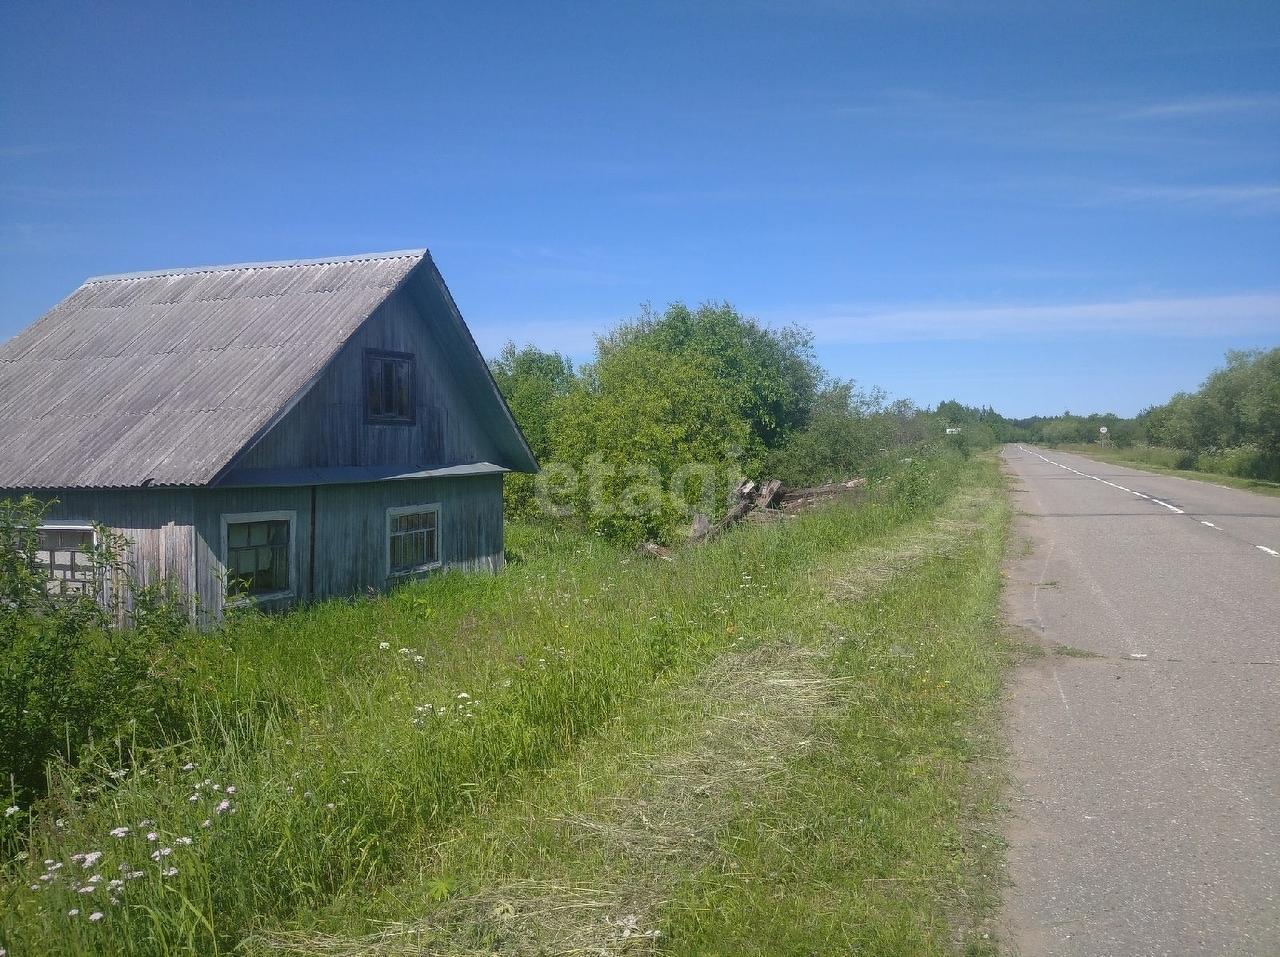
[1195,444,1280,481]
[0,496,191,814]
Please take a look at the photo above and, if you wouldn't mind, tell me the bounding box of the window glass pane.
[389,509,438,573]
[394,360,410,416]
[226,520,290,596]
[367,358,383,416]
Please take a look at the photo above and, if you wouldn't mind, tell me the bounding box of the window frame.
[363,348,417,425]
[219,509,297,606]
[35,522,100,597]
[385,502,443,581]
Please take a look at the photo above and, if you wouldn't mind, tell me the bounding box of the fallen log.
[778,478,867,511]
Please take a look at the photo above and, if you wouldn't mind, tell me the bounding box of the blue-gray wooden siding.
[22,474,503,625]
[232,286,504,471]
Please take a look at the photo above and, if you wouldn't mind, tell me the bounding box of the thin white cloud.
[779,294,1280,344]
[469,293,1280,356]
[1121,95,1280,119]
[1094,183,1280,213]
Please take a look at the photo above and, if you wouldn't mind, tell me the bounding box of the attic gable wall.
[232,285,503,471]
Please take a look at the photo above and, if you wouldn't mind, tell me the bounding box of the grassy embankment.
[2,452,1012,956]
[1046,443,1280,497]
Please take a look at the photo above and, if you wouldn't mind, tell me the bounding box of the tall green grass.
[1,454,969,955]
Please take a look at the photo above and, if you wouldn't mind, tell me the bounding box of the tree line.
[488,302,989,544]
[991,348,1280,480]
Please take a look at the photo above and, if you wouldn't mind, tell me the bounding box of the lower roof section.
[214,462,509,488]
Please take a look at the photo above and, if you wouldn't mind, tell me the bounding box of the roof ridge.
[83,249,428,284]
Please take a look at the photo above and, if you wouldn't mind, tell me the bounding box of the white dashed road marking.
[1018,446,1184,512]
[1017,446,1279,559]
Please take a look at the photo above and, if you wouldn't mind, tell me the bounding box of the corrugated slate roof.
[0,251,426,488]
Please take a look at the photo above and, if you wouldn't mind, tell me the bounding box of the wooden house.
[0,250,537,623]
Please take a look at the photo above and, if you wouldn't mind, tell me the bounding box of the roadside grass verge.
[250,458,1011,956]
[2,452,1004,955]
[1047,443,1280,497]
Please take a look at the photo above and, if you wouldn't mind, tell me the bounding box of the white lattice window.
[386,504,441,578]
[36,525,97,596]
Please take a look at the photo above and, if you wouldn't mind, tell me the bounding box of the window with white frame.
[222,511,295,600]
[36,525,97,596]
[386,504,440,577]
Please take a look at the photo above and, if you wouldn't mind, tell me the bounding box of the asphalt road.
[1001,444,1280,957]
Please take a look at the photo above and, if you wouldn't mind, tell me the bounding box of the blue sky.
[2,1,1277,418]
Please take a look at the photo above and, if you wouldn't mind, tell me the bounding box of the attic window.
[365,349,415,424]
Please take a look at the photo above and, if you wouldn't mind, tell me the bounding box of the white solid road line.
[1016,446,1280,559]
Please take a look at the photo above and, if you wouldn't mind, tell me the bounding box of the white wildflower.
[4,806,18,817]
[378,641,391,650]
[89,911,104,922]
[67,908,79,917]
[413,655,425,663]
[175,836,193,846]
[109,826,130,838]
[215,799,232,814]
[181,762,196,771]
[125,871,144,880]
[161,866,178,877]
[29,883,39,891]
[87,874,102,883]
[200,819,212,828]
[108,769,127,780]
[146,831,158,842]
[150,847,172,861]
[456,692,471,700]
[80,851,103,868]
[225,785,237,795]
[78,885,96,894]
[108,879,124,890]
[138,819,153,826]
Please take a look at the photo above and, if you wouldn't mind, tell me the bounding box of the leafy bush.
[0,496,190,813]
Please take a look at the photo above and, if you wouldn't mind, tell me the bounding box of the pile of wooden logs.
[687,476,867,544]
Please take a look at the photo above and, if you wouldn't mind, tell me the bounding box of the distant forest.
[953,348,1280,480]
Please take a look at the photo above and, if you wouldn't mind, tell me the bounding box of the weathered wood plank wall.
[233,288,503,471]
[12,474,505,625]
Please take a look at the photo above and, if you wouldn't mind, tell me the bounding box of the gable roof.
[0,250,536,489]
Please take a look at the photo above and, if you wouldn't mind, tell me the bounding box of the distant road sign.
[1099,426,1108,434]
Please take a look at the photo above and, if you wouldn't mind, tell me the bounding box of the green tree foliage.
[552,343,749,544]
[765,380,893,485]
[489,344,576,517]
[488,344,575,460]
[599,303,822,459]
[489,301,971,544]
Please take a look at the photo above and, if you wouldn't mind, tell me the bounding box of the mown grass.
[1,452,1011,956]
[1048,443,1280,497]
